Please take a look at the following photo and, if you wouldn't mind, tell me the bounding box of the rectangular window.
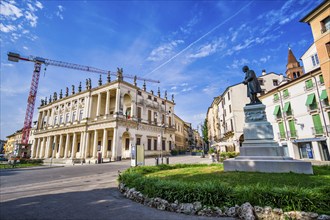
[311,54,319,66]
[258,79,264,86]
[148,110,152,124]
[319,75,324,84]
[54,116,57,125]
[148,139,151,150]
[273,80,278,86]
[65,113,70,123]
[154,97,157,102]
[321,16,330,33]
[229,105,232,113]
[125,138,130,151]
[136,137,141,146]
[79,110,83,120]
[138,91,142,96]
[227,92,230,100]
[154,112,157,124]
[72,111,76,121]
[60,115,63,124]
[326,42,330,58]
[278,122,285,138]
[306,93,317,110]
[107,140,112,151]
[312,114,323,135]
[288,120,296,137]
[137,107,142,120]
[230,119,233,131]
[162,140,165,151]
[154,139,157,150]
[148,95,151,100]
[273,105,282,118]
[168,116,172,127]
[305,79,313,89]
[162,114,165,124]
[77,143,80,152]
[283,89,289,98]
[169,141,172,150]
[274,93,279,101]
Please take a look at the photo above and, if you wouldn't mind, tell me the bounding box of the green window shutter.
[283,102,291,113]
[274,93,279,101]
[319,75,324,84]
[320,90,328,100]
[305,79,313,89]
[288,120,296,137]
[305,94,315,105]
[312,114,323,134]
[283,89,289,98]
[273,105,280,116]
[278,122,285,138]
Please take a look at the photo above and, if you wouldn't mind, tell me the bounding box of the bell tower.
[285,48,303,80]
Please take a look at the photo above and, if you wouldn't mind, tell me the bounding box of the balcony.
[307,105,319,114]
[312,126,325,136]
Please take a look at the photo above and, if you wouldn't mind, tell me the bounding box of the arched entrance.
[121,131,131,158]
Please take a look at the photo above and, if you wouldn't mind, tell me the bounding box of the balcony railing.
[307,105,319,113]
[312,126,325,136]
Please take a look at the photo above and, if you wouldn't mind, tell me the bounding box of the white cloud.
[259,55,270,63]
[0,1,23,20]
[23,46,28,50]
[35,1,43,10]
[56,5,64,20]
[171,86,177,90]
[25,11,38,27]
[147,40,184,62]
[1,63,14,67]
[226,58,249,69]
[0,23,16,32]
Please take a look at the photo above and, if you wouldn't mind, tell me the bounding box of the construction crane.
[7,52,160,149]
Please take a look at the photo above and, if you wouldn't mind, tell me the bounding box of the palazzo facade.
[30,73,176,163]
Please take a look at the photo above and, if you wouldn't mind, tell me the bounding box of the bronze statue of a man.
[242,66,262,105]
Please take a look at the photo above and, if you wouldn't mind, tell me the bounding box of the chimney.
[262,69,266,75]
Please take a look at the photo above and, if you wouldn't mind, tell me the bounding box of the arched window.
[293,72,297,79]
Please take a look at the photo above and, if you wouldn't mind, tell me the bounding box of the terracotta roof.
[287,48,298,65]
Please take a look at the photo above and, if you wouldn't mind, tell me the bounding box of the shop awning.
[273,105,280,115]
[320,90,328,100]
[305,93,315,105]
[283,102,291,113]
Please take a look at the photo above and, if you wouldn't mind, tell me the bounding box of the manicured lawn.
[119,164,330,215]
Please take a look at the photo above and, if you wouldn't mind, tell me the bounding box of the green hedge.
[119,164,330,215]
[18,158,44,164]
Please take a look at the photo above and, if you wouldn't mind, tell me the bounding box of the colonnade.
[31,128,119,161]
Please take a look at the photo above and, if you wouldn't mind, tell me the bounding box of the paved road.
[0,155,233,220]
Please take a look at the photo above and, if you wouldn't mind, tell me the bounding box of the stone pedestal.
[224,104,313,174]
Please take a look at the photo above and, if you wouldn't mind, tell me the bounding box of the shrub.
[171,149,178,156]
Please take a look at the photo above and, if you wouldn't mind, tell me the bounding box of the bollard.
[166,157,169,164]
[155,157,159,166]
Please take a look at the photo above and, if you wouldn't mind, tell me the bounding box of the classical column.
[84,96,90,119]
[40,137,46,158]
[93,130,98,158]
[84,131,90,158]
[105,90,110,115]
[31,138,37,158]
[35,138,41,159]
[102,129,108,159]
[58,134,64,158]
[64,133,70,158]
[96,93,101,117]
[40,111,46,129]
[71,132,77,159]
[115,88,121,115]
[112,128,118,160]
[53,135,58,157]
[79,132,85,158]
[45,136,52,158]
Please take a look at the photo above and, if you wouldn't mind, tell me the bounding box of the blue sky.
[0,0,322,139]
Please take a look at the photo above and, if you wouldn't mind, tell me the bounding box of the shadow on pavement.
[0,187,231,220]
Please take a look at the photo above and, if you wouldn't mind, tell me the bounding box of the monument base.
[223,159,313,174]
[223,103,313,174]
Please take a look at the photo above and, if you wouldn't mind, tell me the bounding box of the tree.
[201,118,209,145]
